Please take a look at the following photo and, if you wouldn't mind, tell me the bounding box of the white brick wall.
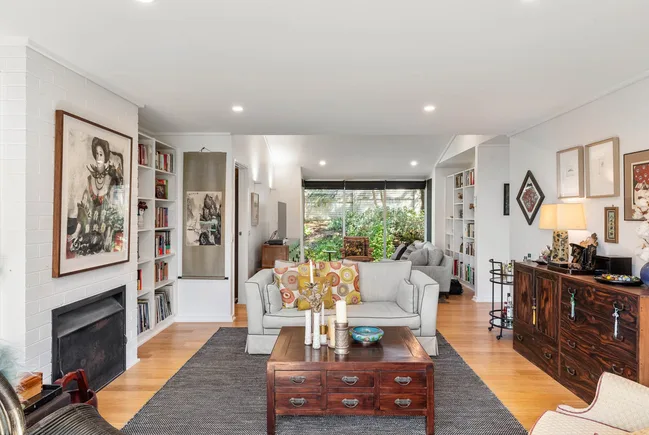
[0,45,139,381]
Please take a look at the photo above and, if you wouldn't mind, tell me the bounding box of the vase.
[641,262,649,286]
[304,310,312,345]
[312,311,321,349]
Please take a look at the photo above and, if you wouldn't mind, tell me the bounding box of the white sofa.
[245,261,440,356]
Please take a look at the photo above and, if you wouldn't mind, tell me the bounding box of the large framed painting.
[556,146,584,199]
[185,191,222,246]
[585,137,619,198]
[53,111,133,277]
[516,170,545,225]
[251,192,260,226]
[624,149,649,220]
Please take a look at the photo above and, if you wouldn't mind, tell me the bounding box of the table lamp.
[539,203,587,263]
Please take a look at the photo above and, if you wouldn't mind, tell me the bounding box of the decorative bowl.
[350,326,384,345]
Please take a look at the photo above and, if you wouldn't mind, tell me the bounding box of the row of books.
[465,169,475,186]
[137,269,144,291]
[155,178,169,199]
[137,299,150,334]
[464,241,475,256]
[452,259,475,284]
[155,260,169,283]
[454,173,464,189]
[155,231,172,257]
[156,151,174,173]
[155,288,173,323]
[465,222,475,238]
[155,207,169,228]
[138,144,150,166]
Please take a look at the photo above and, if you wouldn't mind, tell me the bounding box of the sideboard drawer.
[380,393,427,411]
[560,350,599,402]
[275,371,321,389]
[561,344,638,384]
[327,393,374,411]
[561,278,638,326]
[513,325,558,378]
[275,393,323,411]
[380,371,427,390]
[327,371,374,389]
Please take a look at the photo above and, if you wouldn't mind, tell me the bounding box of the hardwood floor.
[98,290,584,430]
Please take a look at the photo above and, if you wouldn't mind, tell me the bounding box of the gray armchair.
[412,253,452,296]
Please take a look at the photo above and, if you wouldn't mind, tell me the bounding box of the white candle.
[309,260,314,283]
[328,316,336,347]
[336,300,347,323]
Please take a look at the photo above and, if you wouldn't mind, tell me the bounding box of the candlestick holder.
[334,321,350,355]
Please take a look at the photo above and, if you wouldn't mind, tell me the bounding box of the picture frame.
[623,149,649,221]
[503,183,510,216]
[251,192,260,226]
[516,170,545,226]
[585,137,620,198]
[604,206,619,244]
[556,146,584,199]
[53,110,133,277]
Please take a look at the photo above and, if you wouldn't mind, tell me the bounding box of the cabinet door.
[514,265,534,326]
[535,270,559,342]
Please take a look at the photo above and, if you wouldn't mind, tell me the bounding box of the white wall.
[510,75,649,274]
[0,45,139,380]
[272,162,303,239]
[439,135,496,164]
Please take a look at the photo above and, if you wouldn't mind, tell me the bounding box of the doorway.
[234,167,239,303]
[234,163,250,305]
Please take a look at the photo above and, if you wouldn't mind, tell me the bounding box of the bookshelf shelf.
[138,257,152,265]
[155,252,175,260]
[155,278,176,290]
[155,226,175,230]
[446,167,476,290]
[155,169,175,176]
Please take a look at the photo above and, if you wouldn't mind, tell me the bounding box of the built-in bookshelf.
[445,168,476,289]
[137,132,177,347]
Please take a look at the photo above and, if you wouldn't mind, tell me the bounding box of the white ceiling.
[265,135,451,179]
[2,1,649,135]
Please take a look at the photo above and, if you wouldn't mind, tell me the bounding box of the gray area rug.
[122,328,526,435]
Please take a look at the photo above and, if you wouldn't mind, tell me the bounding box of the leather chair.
[340,236,374,262]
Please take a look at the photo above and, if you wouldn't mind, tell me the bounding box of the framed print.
[604,206,619,243]
[503,183,510,216]
[251,192,260,226]
[585,137,620,198]
[516,170,545,225]
[185,191,222,246]
[624,149,649,220]
[53,111,133,277]
[556,146,584,198]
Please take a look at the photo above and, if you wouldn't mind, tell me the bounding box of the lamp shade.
[539,204,557,230]
[538,203,586,230]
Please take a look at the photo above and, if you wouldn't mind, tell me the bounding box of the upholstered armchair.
[529,372,649,435]
[340,236,374,262]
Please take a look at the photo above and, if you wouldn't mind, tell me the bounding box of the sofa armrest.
[413,264,451,294]
[245,269,274,335]
[396,278,417,314]
[409,270,439,337]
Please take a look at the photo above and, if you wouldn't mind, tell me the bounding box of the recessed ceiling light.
[411,161,418,167]
[135,0,155,3]
[232,105,244,113]
[423,105,436,113]
[319,160,326,166]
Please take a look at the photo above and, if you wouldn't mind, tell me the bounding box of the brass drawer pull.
[394,398,412,408]
[544,352,552,360]
[567,340,576,349]
[566,367,576,376]
[394,376,412,386]
[341,376,359,386]
[290,376,306,384]
[515,334,524,342]
[289,398,306,407]
[342,398,359,408]
[611,364,624,375]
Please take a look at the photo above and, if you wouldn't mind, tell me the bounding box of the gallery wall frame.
[585,137,620,198]
[623,149,649,221]
[503,183,510,216]
[516,170,545,226]
[604,206,619,244]
[556,145,584,199]
[251,192,260,227]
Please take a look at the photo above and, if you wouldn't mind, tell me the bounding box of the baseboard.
[175,315,234,322]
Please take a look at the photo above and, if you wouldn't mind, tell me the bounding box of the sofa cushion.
[317,261,361,305]
[358,261,412,302]
[400,243,418,261]
[408,248,428,266]
[267,283,283,314]
[428,247,445,266]
[392,243,408,260]
[262,301,420,330]
[274,263,311,308]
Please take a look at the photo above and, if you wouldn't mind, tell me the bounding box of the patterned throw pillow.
[400,243,418,261]
[317,261,361,305]
[274,263,311,308]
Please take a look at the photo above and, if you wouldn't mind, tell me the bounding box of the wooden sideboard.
[513,261,649,402]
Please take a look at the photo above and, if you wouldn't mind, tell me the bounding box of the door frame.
[234,161,251,304]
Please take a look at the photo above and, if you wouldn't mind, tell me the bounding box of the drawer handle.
[515,334,524,342]
[566,367,576,376]
[567,288,576,296]
[290,376,306,384]
[289,398,306,408]
[611,364,624,375]
[394,376,412,386]
[613,301,625,311]
[567,340,577,349]
[613,334,625,342]
[341,376,359,386]
[394,398,412,408]
[342,398,359,408]
[544,352,552,360]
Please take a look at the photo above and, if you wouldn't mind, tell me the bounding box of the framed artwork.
[185,191,222,246]
[251,192,260,226]
[604,206,619,244]
[585,137,620,198]
[624,149,649,220]
[503,183,510,216]
[53,111,133,277]
[516,170,545,226]
[556,146,584,199]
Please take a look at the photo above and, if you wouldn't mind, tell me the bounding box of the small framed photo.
[604,206,619,244]
[556,146,584,199]
[585,137,620,198]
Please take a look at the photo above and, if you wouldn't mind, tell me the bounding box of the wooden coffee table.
[267,326,434,434]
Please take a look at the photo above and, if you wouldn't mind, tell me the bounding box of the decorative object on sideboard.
[334,300,350,355]
[568,233,598,272]
[53,110,133,278]
[636,212,649,285]
[556,145,584,199]
[251,192,260,226]
[539,203,587,264]
[604,206,619,243]
[623,148,649,220]
[516,170,545,225]
[594,255,632,275]
[503,183,510,216]
[585,137,620,198]
[185,191,222,246]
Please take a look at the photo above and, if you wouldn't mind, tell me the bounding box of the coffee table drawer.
[380,393,427,411]
[276,393,323,411]
[275,371,321,389]
[327,393,374,411]
[327,371,374,389]
[380,371,427,389]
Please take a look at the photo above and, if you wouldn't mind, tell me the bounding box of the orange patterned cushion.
[316,261,361,305]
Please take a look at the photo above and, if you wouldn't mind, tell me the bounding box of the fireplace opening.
[51,286,126,391]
